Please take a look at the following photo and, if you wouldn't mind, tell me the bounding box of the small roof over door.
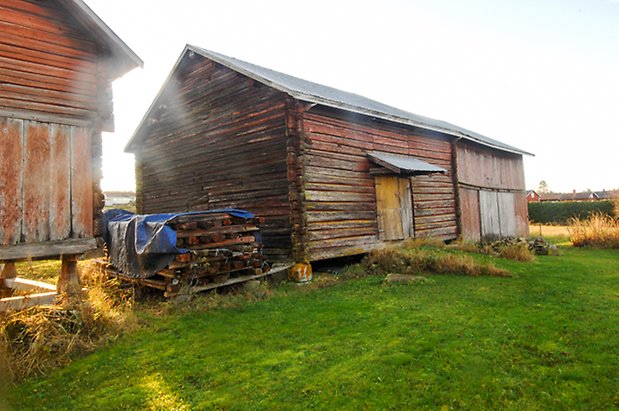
[367,151,447,175]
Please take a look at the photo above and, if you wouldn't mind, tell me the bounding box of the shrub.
[569,213,619,249]
[528,201,615,225]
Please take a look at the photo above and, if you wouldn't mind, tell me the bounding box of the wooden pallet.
[99,261,290,297]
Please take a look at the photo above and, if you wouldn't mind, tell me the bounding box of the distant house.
[126,45,532,263]
[104,192,136,207]
[594,190,618,200]
[540,191,599,202]
[527,190,541,202]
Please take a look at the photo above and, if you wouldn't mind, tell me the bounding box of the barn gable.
[127,49,293,260]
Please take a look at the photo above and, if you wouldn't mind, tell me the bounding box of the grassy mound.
[363,245,512,277]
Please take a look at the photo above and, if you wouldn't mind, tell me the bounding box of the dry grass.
[0,261,136,382]
[496,243,536,262]
[401,237,446,249]
[528,225,571,238]
[569,213,619,249]
[363,246,511,278]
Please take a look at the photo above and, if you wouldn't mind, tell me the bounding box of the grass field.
[3,245,618,410]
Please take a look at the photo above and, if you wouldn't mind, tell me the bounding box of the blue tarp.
[103,209,255,278]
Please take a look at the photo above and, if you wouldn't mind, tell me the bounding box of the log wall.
[0,0,110,254]
[301,107,458,261]
[134,55,292,260]
[0,0,114,128]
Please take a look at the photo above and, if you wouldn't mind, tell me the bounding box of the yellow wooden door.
[375,176,413,240]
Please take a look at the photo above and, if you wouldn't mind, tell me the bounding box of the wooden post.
[1,262,17,289]
[57,255,81,295]
[451,140,463,239]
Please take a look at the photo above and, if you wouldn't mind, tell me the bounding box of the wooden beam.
[4,277,56,292]
[0,238,96,261]
[0,291,57,312]
[180,271,271,295]
[0,108,94,128]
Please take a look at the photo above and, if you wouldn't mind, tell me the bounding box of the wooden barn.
[126,45,531,264]
[0,0,142,294]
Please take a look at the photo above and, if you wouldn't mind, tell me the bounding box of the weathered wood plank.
[23,121,51,242]
[0,238,96,261]
[49,124,71,240]
[0,291,56,312]
[497,192,516,237]
[70,127,93,238]
[4,277,56,292]
[480,190,500,240]
[0,117,23,245]
[375,176,405,240]
[513,192,529,237]
[459,187,481,242]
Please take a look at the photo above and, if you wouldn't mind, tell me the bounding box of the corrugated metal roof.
[190,46,531,156]
[127,45,531,155]
[367,151,447,175]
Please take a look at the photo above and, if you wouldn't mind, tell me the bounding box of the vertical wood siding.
[374,176,413,241]
[0,118,94,244]
[0,117,23,245]
[302,107,457,260]
[457,142,525,190]
[71,127,93,238]
[135,56,291,260]
[456,141,528,240]
[459,187,481,242]
[23,121,51,242]
[49,124,71,240]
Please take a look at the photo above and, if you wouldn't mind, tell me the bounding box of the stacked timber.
[105,212,270,297]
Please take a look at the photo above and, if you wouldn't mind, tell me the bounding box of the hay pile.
[0,261,136,382]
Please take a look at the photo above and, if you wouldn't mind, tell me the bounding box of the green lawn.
[3,247,618,410]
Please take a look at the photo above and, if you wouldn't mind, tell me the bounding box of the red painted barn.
[126,45,531,264]
[0,0,141,290]
[527,190,541,202]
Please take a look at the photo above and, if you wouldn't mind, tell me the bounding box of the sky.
[86,0,619,194]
